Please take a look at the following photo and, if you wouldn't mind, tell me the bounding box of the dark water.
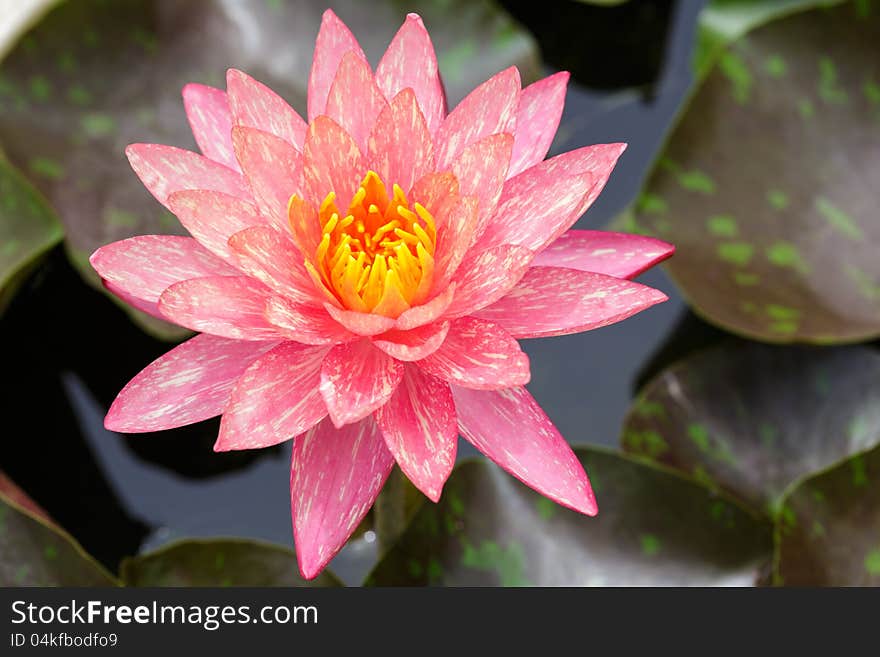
[2,0,709,584]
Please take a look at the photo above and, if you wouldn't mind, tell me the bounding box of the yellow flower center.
[300,171,436,318]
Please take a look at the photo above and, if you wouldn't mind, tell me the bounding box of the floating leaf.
[776,444,880,585]
[366,448,771,586]
[622,341,880,515]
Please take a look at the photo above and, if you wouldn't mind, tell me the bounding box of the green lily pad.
[622,341,880,515]
[775,444,880,585]
[121,538,343,586]
[365,448,772,586]
[617,0,880,343]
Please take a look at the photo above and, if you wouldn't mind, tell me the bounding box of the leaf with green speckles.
[120,539,343,586]
[775,444,880,585]
[622,340,880,516]
[365,448,771,586]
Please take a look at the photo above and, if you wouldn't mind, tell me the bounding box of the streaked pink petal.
[265,296,355,345]
[394,283,456,331]
[216,342,328,451]
[432,196,479,292]
[308,9,367,122]
[532,230,675,279]
[324,303,396,336]
[302,116,365,208]
[226,68,307,149]
[375,13,446,135]
[105,334,276,432]
[375,366,457,502]
[372,320,450,361]
[182,83,238,170]
[158,276,282,341]
[452,385,597,515]
[434,66,520,169]
[419,317,529,390]
[167,190,263,263]
[102,280,163,319]
[325,52,387,153]
[319,339,404,427]
[451,133,513,244]
[443,245,534,319]
[367,89,434,194]
[508,72,568,178]
[291,416,393,579]
[475,267,668,338]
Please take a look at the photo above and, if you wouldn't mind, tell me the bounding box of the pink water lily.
[91,9,673,578]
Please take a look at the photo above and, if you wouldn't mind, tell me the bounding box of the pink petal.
[452,385,597,515]
[302,116,365,208]
[307,9,367,122]
[533,230,675,279]
[125,144,249,210]
[231,126,303,233]
[475,267,668,338]
[450,133,513,237]
[432,196,479,292]
[319,339,404,427]
[419,317,529,390]
[265,296,355,345]
[291,416,393,579]
[167,190,263,263]
[216,342,328,451]
[158,276,282,341]
[367,88,435,194]
[102,280,163,319]
[375,366,457,502]
[443,245,534,319]
[105,334,276,432]
[375,13,446,136]
[434,66,520,170]
[508,72,569,178]
[226,68,307,150]
[372,320,450,361]
[181,83,238,170]
[394,283,456,331]
[90,235,238,307]
[325,52,387,153]
[323,303,396,336]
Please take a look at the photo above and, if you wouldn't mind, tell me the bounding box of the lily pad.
[775,444,880,585]
[622,341,880,515]
[121,538,343,586]
[617,0,880,343]
[365,448,771,586]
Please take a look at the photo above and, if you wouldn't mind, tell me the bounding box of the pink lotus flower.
[91,10,672,578]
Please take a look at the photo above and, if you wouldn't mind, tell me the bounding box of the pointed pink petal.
[325,52,387,153]
[302,116,365,208]
[375,366,457,502]
[435,66,520,170]
[508,72,569,178]
[475,267,668,338]
[323,303,396,336]
[125,144,249,210]
[216,342,328,451]
[319,339,404,427]
[375,13,446,135]
[291,416,393,579]
[367,88,434,194]
[265,296,355,345]
[231,126,303,233]
[452,385,597,515]
[372,320,450,361]
[105,334,276,432]
[158,276,282,341]
[182,83,238,170]
[167,190,263,264]
[308,10,367,122]
[450,133,513,240]
[533,230,675,279]
[443,245,534,319]
[394,283,456,331]
[432,196,479,292]
[102,280,163,319]
[419,317,529,390]
[226,68,307,149]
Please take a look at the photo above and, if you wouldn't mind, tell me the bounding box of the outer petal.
[375,13,446,135]
[443,245,534,319]
[452,385,597,515]
[418,317,529,390]
[102,280,163,319]
[532,230,675,279]
[475,267,668,338]
[125,144,249,210]
[375,366,457,502]
[216,342,328,451]
[372,320,450,362]
[308,10,367,121]
[434,66,520,170]
[320,339,404,427]
[508,72,569,178]
[291,416,393,579]
[302,116,365,208]
[226,68,307,149]
[168,190,263,263]
[450,133,513,235]
[105,334,276,432]
[325,52,387,153]
[158,276,283,341]
[265,296,355,345]
[182,83,238,170]
[394,283,456,331]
